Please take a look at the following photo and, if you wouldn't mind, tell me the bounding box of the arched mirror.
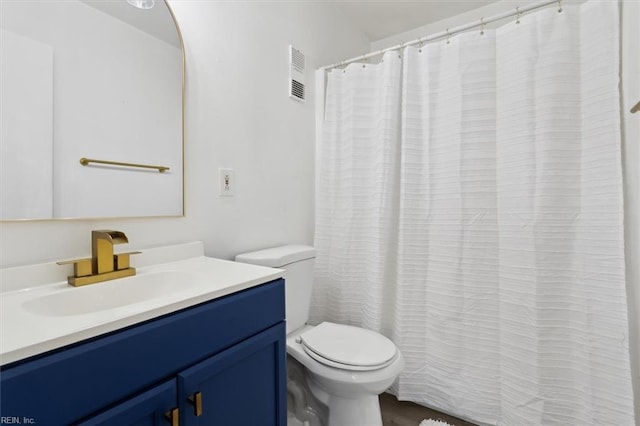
[0,0,184,220]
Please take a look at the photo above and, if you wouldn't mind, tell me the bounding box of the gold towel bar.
[80,157,169,173]
[631,101,640,114]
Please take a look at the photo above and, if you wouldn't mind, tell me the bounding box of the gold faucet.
[57,230,140,287]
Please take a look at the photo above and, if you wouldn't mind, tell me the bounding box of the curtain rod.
[320,0,562,71]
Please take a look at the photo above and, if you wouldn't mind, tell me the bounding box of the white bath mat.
[419,420,454,426]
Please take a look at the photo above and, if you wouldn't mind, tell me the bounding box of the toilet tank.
[235,245,315,334]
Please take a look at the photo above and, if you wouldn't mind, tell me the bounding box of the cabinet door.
[78,380,177,426]
[178,323,286,426]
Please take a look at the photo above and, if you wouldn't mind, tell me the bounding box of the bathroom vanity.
[0,243,287,426]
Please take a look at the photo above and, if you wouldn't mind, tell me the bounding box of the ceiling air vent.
[289,45,305,102]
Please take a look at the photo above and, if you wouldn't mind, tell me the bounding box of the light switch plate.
[218,168,234,196]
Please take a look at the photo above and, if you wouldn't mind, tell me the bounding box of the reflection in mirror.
[0,0,183,220]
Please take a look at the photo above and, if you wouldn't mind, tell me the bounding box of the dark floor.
[379,393,476,426]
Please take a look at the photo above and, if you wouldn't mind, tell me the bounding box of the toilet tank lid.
[235,245,315,267]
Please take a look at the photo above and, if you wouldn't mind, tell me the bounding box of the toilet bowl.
[288,323,404,426]
[235,245,404,426]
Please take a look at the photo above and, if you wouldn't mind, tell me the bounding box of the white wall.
[372,0,640,420]
[0,2,369,263]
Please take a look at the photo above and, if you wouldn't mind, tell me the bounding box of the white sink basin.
[22,271,196,317]
[1,244,285,366]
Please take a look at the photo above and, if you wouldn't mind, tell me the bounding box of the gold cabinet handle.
[164,407,179,426]
[188,391,203,417]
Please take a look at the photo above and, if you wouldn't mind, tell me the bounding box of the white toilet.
[236,245,404,426]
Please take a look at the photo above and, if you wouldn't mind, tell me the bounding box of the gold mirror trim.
[166,0,187,218]
[1,0,186,222]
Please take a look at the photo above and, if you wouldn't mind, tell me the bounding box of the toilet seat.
[299,322,398,371]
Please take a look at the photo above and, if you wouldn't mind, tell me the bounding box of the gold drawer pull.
[164,407,179,426]
[188,391,203,417]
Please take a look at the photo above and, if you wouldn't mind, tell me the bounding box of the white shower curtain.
[312,1,635,425]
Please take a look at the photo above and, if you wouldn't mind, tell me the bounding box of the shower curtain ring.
[480,18,486,35]
[446,29,451,44]
[418,38,424,53]
[558,0,563,13]
[516,7,522,24]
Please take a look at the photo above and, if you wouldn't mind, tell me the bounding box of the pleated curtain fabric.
[312,1,635,425]
[494,3,632,424]
[396,25,502,425]
[313,50,403,332]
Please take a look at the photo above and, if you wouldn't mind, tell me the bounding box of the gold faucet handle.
[92,230,129,244]
[57,258,93,278]
[114,251,142,271]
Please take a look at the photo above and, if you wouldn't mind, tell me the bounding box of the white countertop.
[0,243,283,366]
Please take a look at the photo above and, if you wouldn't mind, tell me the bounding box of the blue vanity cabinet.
[78,380,178,426]
[0,279,286,426]
[178,323,287,425]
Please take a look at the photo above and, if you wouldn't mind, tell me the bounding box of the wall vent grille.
[291,48,305,73]
[291,79,305,100]
[289,45,305,101]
